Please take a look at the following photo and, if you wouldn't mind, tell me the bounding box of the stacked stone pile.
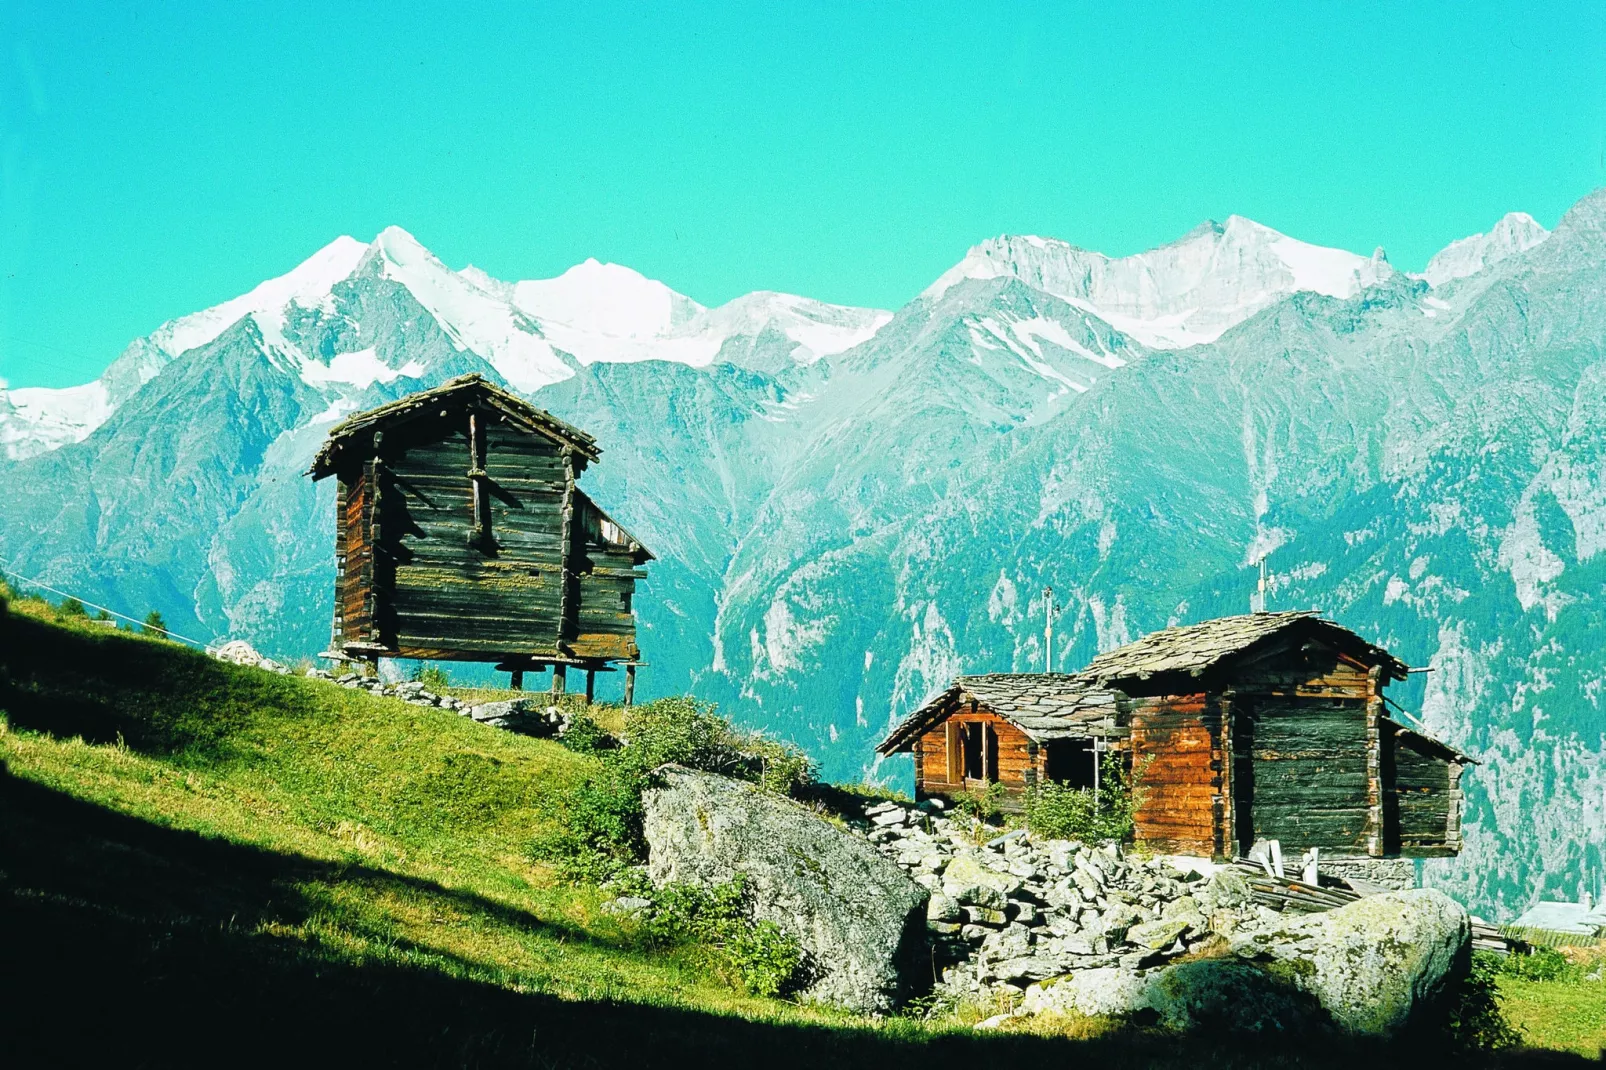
[304,667,573,737]
[859,799,1278,1000]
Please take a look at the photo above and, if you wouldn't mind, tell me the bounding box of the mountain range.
[0,194,1593,919]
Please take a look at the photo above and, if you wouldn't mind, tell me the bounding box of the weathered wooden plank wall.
[1393,731,1453,851]
[1240,698,1371,851]
[914,710,1035,799]
[1129,694,1218,855]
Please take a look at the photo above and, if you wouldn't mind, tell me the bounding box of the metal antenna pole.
[1043,586,1054,673]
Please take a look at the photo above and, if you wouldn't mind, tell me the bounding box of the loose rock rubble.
[302,668,576,737]
[856,798,1470,1035]
[858,799,1286,1004]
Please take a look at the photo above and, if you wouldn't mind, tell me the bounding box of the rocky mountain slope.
[5,193,1603,918]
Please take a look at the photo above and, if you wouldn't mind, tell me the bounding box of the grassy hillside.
[0,598,1595,1067]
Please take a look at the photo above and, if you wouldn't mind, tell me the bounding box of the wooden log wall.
[1392,730,1454,853]
[336,467,374,644]
[384,426,568,654]
[1238,697,1371,852]
[570,497,643,661]
[1129,694,1219,856]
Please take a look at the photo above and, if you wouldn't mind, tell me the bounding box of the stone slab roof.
[1511,901,1606,935]
[876,674,1127,754]
[1081,610,1409,683]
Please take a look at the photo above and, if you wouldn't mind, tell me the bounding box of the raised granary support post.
[510,668,524,691]
[585,668,596,705]
[552,662,567,700]
[624,664,636,706]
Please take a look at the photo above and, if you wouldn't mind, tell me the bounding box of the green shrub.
[412,664,450,691]
[558,712,617,755]
[953,781,1008,824]
[619,697,746,776]
[530,764,645,882]
[636,876,804,997]
[1025,753,1142,843]
[142,610,168,637]
[1500,946,1575,983]
[58,597,88,619]
[619,696,815,792]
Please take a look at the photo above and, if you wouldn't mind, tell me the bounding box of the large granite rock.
[1229,887,1470,1035]
[642,766,929,1013]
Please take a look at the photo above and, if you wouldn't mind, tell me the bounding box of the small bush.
[558,712,617,755]
[1026,753,1143,843]
[530,764,645,882]
[142,610,168,637]
[412,664,450,692]
[58,597,88,619]
[954,781,1008,824]
[637,876,804,997]
[1500,945,1575,983]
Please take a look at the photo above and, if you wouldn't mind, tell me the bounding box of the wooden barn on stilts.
[308,374,653,702]
[877,611,1474,867]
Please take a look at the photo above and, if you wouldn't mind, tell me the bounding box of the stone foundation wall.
[1318,856,1417,891]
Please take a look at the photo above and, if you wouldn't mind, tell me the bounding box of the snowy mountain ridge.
[0,226,891,459]
[0,209,1546,459]
[924,215,1396,349]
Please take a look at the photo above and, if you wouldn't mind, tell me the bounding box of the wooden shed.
[308,374,653,700]
[877,611,1474,862]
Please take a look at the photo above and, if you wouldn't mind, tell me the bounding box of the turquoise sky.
[2,1,1603,388]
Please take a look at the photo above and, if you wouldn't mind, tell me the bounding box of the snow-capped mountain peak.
[152,235,369,361]
[1422,212,1550,288]
[512,258,705,339]
[924,216,1393,349]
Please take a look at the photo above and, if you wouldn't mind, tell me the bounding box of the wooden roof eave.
[573,488,657,563]
[875,685,963,755]
[1380,715,1479,765]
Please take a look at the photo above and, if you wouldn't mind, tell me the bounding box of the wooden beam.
[555,445,577,650]
[1365,664,1384,857]
[366,432,385,645]
[1217,691,1234,861]
[468,411,489,548]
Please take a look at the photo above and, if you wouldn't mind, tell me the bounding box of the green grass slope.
[0,600,1595,1068]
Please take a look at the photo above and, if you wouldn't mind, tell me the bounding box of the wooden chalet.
[308,374,653,700]
[877,611,1474,862]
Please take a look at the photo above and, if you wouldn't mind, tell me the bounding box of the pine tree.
[142,610,167,637]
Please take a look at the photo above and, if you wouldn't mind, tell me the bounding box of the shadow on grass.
[3,765,1598,1069]
[0,611,304,758]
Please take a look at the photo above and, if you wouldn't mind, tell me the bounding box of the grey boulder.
[1230,887,1470,1036]
[642,765,929,1014]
